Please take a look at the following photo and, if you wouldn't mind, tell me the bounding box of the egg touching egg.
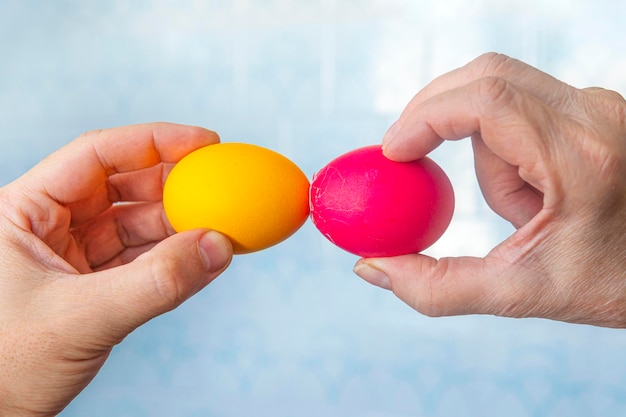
[309,145,454,258]
[163,142,310,254]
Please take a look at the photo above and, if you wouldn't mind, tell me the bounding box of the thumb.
[353,253,534,318]
[76,229,233,340]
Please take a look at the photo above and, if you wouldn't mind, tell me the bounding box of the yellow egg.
[163,142,310,254]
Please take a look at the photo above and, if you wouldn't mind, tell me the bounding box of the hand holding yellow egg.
[163,143,310,254]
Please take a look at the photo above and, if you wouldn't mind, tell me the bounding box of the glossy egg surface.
[164,142,310,254]
[309,145,454,257]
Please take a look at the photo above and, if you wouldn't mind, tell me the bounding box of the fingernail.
[382,121,400,145]
[353,262,392,290]
[198,231,233,273]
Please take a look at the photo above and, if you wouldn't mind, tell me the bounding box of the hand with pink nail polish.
[354,53,626,328]
[0,123,233,416]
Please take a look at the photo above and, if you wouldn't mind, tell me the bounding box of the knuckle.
[413,294,442,317]
[148,258,187,309]
[576,94,626,198]
[596,141,625,180]
[471,76,516,116]
[470,52,517,79]
[589,144,626,212]
[588,90,626,120]
[583,86,626,104]
[604,89,626,105]
[476,76,510,102]
[409,258,452,318]
[581,87,626,126]
[77,128,106,142]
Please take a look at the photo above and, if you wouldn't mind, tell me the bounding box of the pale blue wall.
[1,1,626,416]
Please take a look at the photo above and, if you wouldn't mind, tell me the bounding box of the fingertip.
[381,121,440,162]
[195,125,221,144]
[151,123,221,161]
[198,230,233,274]
[381,121,413,162]
[382,121,400,146]
[353,260,392,290]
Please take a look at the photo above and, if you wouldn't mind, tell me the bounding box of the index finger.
[384,76,560,203]
[28,122,220,205]
[383,53,570,160]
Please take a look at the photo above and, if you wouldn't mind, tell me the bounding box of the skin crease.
[354,52,626,328]
[0,123,233,416]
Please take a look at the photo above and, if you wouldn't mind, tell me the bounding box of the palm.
[0,123,224,415]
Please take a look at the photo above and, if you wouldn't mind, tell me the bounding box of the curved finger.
[413,53,570,112]
[471,134,543,228]
[383,53,571,160]
[91,241,159,271]
[27,123,219,206]
[72,201,172,269]
[67,163,173,227]
[107,163,173,203]
[383,76,562,202]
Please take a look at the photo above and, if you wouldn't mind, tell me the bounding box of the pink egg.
[309,145,454,257]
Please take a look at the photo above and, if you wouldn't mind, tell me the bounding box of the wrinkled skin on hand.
[355,53,626,328]
[0,123,233,416]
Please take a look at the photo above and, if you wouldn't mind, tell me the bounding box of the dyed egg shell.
[163,143,310,254]
[309,145,454,257]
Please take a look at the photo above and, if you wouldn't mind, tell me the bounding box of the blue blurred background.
[2,1,626,416]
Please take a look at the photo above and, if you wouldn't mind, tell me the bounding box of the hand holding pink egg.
[309,145,454,257]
